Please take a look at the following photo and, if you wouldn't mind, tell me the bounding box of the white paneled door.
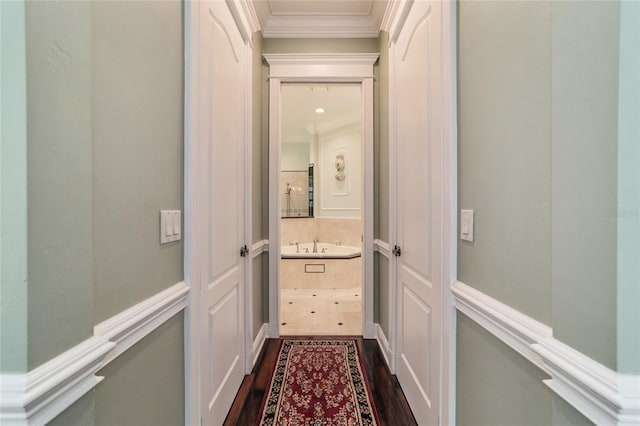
[198,1,247,424]
[394,1,443,424]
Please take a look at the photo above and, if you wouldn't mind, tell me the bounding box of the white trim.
[263,54,379,81]
[452,281,552,370]
[251,239,269,259]
[375,324,394,369]
[243,31,254,375]
[380,0,403,35]
[267,76,282,338]
[183,1,201,425]
[386,0,414,44]
[453,280,640,426]
[94,281,189,368]
[250,323,268,368]
[0,337,115,426]
[264,53,378,340]
[240,0,261,36]
[362,75,375,339]
[441,2,458,423]
[373,239,391,258]
[533,339,640,426]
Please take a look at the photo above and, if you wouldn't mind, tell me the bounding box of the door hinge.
[393,245,402,257]
[240,245,249,257]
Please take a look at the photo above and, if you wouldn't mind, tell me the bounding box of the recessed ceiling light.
[315,107,325,114]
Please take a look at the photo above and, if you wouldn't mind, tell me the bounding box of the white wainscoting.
[0,336,115,426]
[0,282,189,426]
[452,280,640,426]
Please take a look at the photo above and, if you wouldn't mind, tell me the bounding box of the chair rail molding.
[0,336,115,426]
[533,339,640,426]
[94,281,189,368]
[453,280,640,426]
[452,280,552,369]
[251,239,269,259]
[373,239,391,258]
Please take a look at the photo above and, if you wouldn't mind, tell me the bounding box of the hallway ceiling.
[252,0,389,38]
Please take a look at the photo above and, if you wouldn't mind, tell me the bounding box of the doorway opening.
[265,53,377,339]
[278,83,363,335]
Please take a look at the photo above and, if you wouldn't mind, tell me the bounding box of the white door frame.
[264,53,379,339]
[183,1,257,424]
[383,1,458,424]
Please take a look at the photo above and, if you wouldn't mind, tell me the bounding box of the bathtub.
[281,242,361,259]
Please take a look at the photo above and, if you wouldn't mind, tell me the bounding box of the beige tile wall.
[281,257,362,289]
[281,217,362,247]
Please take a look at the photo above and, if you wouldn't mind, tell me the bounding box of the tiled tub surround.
[280,217,363,335]
[281,256,362,290]
[281,217,362,248]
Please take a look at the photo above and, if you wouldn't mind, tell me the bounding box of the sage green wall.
[616,0,640,375]
[22,0,185,423]
[457,0,624,422]
[95,313,185,426]
[26,0,95,369]
[252,31,265,340]
[253,31,264,242]
[253,255,264,339]
[92,0,184,323]
[376,32,390,244]
[0,0,29,373]
[374,31,390,334]
[457,313,595,425]
[49,393,94,426]
[457,0,552,325]
[262,38,379,54]
[551,0,619,370]
[456,313,553,426]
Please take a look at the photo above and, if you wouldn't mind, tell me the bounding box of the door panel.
[394,1,442,425]
[199,1,246,424]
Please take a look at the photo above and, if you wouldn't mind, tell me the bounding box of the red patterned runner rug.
[257,339,379,425]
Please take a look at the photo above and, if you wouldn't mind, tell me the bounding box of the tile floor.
[280,286,362,335]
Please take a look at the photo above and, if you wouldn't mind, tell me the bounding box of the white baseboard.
[251,324,268,368]
[0,336,115,426]
[94,281,189,368]
[363,321,376,339]
[375,324,394,370]
[453,280,640,426]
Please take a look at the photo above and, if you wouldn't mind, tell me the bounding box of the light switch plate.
[461,209,474,242]
[160,210,181,244]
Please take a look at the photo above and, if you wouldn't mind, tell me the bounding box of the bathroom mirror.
[280,83,362,219]
[281,164,314,218]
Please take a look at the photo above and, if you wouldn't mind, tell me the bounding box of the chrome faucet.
[313,237,318,253]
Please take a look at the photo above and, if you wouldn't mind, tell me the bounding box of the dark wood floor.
[224,337,417,425]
